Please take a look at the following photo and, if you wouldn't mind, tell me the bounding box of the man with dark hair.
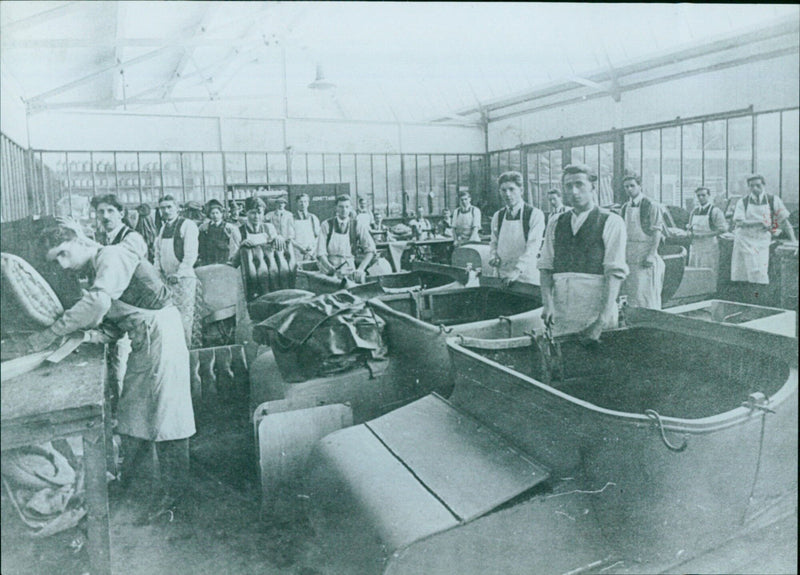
[292,193,320,260]
[265,196,293,253]
[539,163,628,340]
[155,194,199,347]
[489,171,545,287]
[30,225,195,525]
[355,195,375,233]
[90,194,148,260]
[730,174,796,299]
[547,188,570,222]
[452,190,481,245]
[686,187,728,275]
[619,171,665,309]
[317,195,376,283]
[198,199,241,265]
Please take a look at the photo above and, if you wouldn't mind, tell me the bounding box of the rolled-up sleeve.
[489,211,500,260]
[647,202,664,233]
[538,215,559,271]
[732,199,746,224]
[50,247,138,336]
[602,213,629,279]
[774,196,791,224]
[711,207,728,233]
[357,224,376,254]
[177,219,199,275]
[317,220,330,258]
[515,207,545,275]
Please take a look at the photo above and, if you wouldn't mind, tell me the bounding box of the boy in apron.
[21,227,196,525]
[452,190,482,246]
[198,199,241,265]
[488,171,545,287]
[539,163,628,340]
[291,193,320,261]
[686,187,728,276]
[620,172,665,309]
[731,174,796,300]
[317,195,376,284]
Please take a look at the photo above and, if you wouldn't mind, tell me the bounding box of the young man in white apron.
[686,187,728,276]
[452,190,482,246]
[489,171,545,287]
[620,172,665,309]
[23,227,196,525]
[291,193,320,261]
[539,163,628,340]
[730,174,796,300]
[317,195,376,284]
[266,196,294,253]
[154,195,199,348]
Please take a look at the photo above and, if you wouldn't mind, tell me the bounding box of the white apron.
[326,226,356,274]
[156,237,197,347]
[731,202,772,284]
[552,273,618,337]
[688,208,719,274]
[453,208,480,244]
[622,206,664,309]
[496,216,539,284]
[293,217,317,261]
[110,302,196,442]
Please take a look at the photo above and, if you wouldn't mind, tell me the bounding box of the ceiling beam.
[1,1,83,34]
[159,5,218,100]
[112,1,127,106]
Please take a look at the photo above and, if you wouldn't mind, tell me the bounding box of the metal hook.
[438,324,453,334]
[645,409,688,452]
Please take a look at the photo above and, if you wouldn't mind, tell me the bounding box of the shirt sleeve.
[489,211,500,259]
[357,223,377,254]
[473,207,482,230]
[711,207,728,233]
[228,224,242,259]
[153,227,163,271]
[602,213,629,279]
[177,220,199,275]
[124,232,148,261]
[50,247,138,336]
[515,207,545,275]
[317,220,329,257]
[286,213,296,240]
[773,196,791,223]
[537,214,559,271]
[648,201,664,232]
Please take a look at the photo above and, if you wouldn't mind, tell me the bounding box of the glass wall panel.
[43,152,70,217]
[624,132,641,176]
[417,155,431,216]
[92,152,116,196]
[323,154,340,184]
[402,154,417,215]
[307,153,324,184]
[571,146,585,165]
[161,153,183,202]
[472,155,487,216]
[445,155,459,210]
[138,153,161,205]
[203,153,224,202]
[755,113,781,199]
[509,149,521,173]
[340,154,357,202]
[387,155,403,217]
[661,127,680,206]
[430,155,446,216]
[290,153,307,185]
[703,120,726,197]
[268,153,287,185]
[182,153,204,204]
[489,152,502,190]
[246,153,267,185]
[373,155,388,214]
[584,145,599,179]
[641,130,661,200]
[114,152,139,206]
[682,123,703,210]
[537,152,550,208]
[598,142,614,207]
[727,116,752,197]
[782,109,799,209]
[356,154,373,206]
[526,151,540,208]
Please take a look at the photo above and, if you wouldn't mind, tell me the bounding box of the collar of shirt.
[748,192,767,205]
[296,211,308,219]
[106,224,126,243]
[335,217,350,230]
[695,203,712,215]
[570,208,593,234]
[505,202,524,218]
[628,195,643,208]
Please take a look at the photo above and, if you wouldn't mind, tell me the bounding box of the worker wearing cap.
[452,190,481,246]
[355,196,375,234]
[489,171,545,287]
[317,194,376,283]
[265,196,294,253]
[198,199,241,266]
[292,193,321,261]
[619,171,665,309]
[539,163,628,340]
[731,174,796,291]
[182,200,206,226]
[155,194,199,348]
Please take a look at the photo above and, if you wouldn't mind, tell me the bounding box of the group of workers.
[8,162,795,529]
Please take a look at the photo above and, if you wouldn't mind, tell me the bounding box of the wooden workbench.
[1,343,111,575]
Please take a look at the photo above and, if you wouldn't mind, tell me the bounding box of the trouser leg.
[119,435,153,492]
[155,438,190,504]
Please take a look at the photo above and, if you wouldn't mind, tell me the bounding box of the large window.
[681,123,702,210]
[727,116,752,197]
[782,109,799,210]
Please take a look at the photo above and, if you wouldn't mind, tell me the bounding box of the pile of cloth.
[257,291,388,382]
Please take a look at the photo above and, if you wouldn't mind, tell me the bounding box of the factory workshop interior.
[0,3,798,575]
